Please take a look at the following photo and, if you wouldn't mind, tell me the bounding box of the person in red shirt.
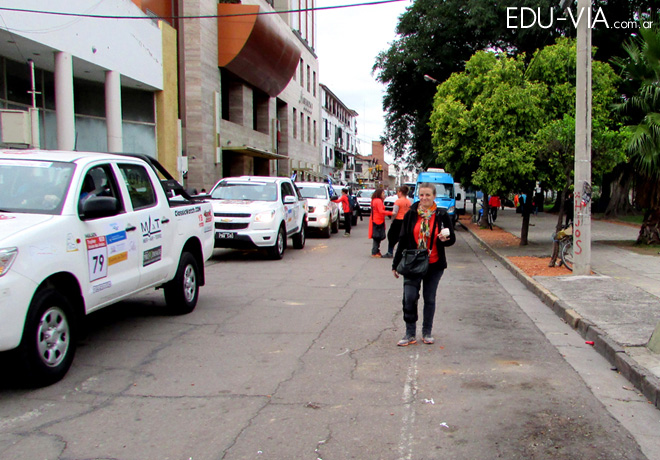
[368,188,393,257]
[383,185,411,258]
[332,187,352,236]
[488,195,501,221]
[392,182,455,346]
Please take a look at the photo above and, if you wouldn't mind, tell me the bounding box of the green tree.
[375,0,659,169]
[613,26,660,244]
[430,39,626,244]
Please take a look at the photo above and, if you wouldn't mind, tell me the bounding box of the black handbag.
[396,213,438,278]
[396,248,429,278]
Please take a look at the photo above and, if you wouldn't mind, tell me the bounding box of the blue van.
[414,168,460,224]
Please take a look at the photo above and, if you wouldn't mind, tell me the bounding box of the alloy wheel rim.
[183,264,197,303]
[37,307,70,367]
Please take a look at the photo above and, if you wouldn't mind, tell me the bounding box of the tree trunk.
[549,188,570,267]
[636,207,660,245]
[479,198,490,227]
[604,163,635,218]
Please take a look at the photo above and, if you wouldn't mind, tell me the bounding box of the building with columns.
[0,0,179,175]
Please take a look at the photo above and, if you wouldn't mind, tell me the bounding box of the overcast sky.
[316,0,410,158]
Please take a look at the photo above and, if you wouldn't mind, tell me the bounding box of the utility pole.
[573,0,592,275]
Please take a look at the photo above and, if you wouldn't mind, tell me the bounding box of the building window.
[300,59,304,87]
[307,116,311,143]
[293,108,297,138]
[253,89,269,134]
[313,71,316,97]
[300,112,304,141]
[313,120,317,146]
[306,65,311,92]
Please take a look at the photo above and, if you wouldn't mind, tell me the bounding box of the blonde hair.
[417,182,436,196]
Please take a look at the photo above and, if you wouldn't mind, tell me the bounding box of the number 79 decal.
[86,236,108,281]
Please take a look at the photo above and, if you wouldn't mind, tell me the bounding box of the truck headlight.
[0,247,18,277]
[448,206,455,213]
[317,205,328,214]
[255,210,276,223]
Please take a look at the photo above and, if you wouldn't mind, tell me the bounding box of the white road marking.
[398,351,419,460]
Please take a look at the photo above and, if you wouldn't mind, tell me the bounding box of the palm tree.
[613,26,660,244]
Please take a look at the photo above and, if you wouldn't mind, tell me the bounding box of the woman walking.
[383,186,412,258]
[392,183,455,346]
[368,188,393,257]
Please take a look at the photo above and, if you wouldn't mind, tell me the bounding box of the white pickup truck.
[208,176,307,259]
[0,149,214,386]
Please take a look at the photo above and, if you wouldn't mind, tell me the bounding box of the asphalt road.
[0,221,658,459]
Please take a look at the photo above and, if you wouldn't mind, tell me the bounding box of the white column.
[54,51,75,151]
[105,70,123,153]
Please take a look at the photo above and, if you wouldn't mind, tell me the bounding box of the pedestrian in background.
[332,187,352,237]
[383,185,411,258]
[488,194,501,221]
[368,188,392,257]
[392,183,455,346]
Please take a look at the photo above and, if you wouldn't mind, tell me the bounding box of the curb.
[459,220,660,409]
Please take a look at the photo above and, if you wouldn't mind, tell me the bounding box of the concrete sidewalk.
[460,208,660,408]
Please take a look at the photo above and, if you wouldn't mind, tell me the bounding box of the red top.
[413,214,440,264]
[371,198,392,224]
[332,195,350,213]
[489,195,501,207]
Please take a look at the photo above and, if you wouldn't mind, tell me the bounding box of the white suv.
[209,176,307,259]
[296,182,339,237]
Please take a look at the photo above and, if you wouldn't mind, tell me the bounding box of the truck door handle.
[161,218,170,224]
[126,225,137,232]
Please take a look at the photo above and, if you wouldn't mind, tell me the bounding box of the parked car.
[0,149,215,386]
[296,182,339,238]
[208,176,307,259]
[355,189,376,214]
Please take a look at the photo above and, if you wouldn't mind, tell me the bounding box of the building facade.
[0,0,179,173]
[176,0,322,191]
[319,84,359,187]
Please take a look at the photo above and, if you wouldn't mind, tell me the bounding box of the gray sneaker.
[397,335,417,346]
[422,335,435,345]
[382,252,393,258]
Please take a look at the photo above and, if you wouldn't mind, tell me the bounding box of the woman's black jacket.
[392,202,456,271]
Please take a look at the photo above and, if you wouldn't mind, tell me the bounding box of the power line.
[0,0,408,21]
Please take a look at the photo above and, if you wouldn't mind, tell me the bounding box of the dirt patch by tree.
[459,215,572,277]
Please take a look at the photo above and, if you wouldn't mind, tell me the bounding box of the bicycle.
[552,223,573,271]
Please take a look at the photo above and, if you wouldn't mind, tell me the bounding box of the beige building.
[178,0,321,191]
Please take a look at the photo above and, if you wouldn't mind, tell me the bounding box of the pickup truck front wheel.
[164,252,199,314]
[17,288,77,387]
[267,225,286,260]
[292,221,306,249]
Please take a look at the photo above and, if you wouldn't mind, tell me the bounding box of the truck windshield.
[434,184,454,198]
[0,159,75,215]
[298,185,328,199]
[210,182,277,202]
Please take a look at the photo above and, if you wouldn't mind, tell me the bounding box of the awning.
[217,4,301,97]
[223,145,288,160]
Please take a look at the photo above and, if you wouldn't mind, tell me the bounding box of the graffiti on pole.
[573,181,591,256]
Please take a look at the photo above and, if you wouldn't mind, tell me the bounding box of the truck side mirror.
[284,195,296,204]
[80,196,120,220]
